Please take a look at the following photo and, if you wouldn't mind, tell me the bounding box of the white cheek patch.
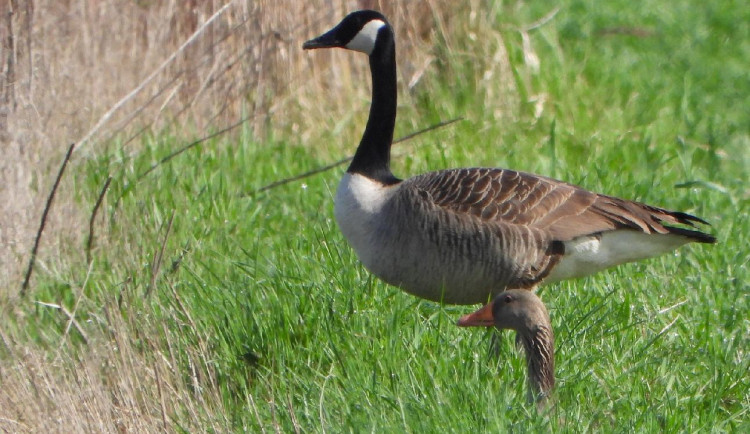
[345,19,386,55]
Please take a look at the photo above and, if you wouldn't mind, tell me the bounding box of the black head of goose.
[303,11,716,305]
[458,290,555,404]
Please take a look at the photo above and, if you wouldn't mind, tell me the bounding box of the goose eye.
[503,295,513,304]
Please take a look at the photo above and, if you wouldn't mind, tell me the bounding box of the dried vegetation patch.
[1,1,514,430]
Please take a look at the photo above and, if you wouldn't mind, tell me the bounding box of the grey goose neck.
[520,324,555,401]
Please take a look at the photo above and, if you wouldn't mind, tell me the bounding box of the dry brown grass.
[0,0,452,289]
[0,295,231,432]
[0,0,515,430]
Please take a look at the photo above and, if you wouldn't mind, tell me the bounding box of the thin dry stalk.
[20,143,75,297]
[33,301,89,345]
[86,176,112,264]
[154,363,169,433]
[147,210,176,297]
[138,113,253,181]
[248,393,268,434]
[56,261,94,356]
[245,117,464,196]
[2,0,16,115]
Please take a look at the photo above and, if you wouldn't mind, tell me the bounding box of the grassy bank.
[2,0,748,431]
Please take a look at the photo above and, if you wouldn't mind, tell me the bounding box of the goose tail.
[664,225,717,244]
[660,209,717,244]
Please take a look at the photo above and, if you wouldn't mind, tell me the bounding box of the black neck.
[347,27,400,185]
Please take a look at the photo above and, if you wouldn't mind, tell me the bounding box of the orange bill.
[457,302,495,327]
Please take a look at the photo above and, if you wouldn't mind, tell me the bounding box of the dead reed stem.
[20,143,75,297]
[86,176,113,265]
[245,117,464,196]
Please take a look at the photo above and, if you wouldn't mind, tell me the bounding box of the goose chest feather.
[305,11,716,306]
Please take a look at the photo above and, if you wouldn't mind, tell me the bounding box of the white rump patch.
[545,230,690,282]
[345,19,386,55]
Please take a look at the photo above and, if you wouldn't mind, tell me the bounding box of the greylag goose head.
[459,290,555,403]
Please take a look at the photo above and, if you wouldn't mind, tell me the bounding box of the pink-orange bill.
[457,302,494,327]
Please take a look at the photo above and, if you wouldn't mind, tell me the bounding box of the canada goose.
[303,11,715,305]
[458,290,554,403]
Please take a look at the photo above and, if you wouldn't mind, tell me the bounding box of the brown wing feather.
[407,167,715,243]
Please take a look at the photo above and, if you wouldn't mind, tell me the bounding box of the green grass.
[6,0,749,431]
